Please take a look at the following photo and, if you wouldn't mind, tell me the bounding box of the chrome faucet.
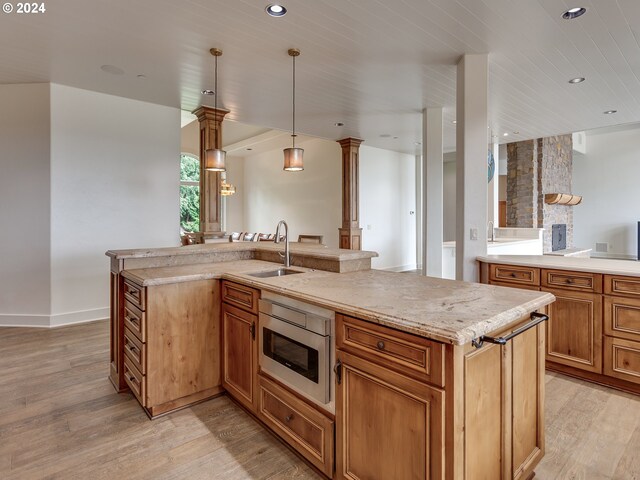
[488,221,495,242]
[274,220,290,267]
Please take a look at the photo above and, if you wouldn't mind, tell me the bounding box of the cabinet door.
[222,303,258,412]
[335,350,444,480]
[464,320,545,480]
[543,288,602,373]
[511,322,545,479]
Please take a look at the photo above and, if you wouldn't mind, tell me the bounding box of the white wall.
[0,84,52,326]
[573,125,640,258]
[242,138,342,248]
[224,155,245,233]
[443,154,457,241]
[49,84,180,324]
[180,119,199,157]
[360,145,417,270]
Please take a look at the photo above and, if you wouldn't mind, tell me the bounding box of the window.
[180,153,200,232]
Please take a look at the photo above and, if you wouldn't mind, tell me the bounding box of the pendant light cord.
[292,53,296,148]
[214,53,218,142]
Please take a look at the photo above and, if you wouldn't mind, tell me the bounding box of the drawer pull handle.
[377,341,386,350]
[334,359,342,385]
[285,414,293,423]
[510,273,517,278]
[472,312,549,349]
[127,344,139,355]
[125,312,140,327]
[566,278,574,284]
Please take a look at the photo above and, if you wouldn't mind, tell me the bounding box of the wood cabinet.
[604,336,640,384]
[335,312,547,480]
[335,349,444,480]
[463,318,546,480]
[258,375,334,478]
[481,262,640,396]
[221,281,259,413]
[543,288,602,373]
[121,278,223,418]
[336,314,444,386]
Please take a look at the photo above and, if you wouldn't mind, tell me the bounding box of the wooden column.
[338,137,364,250]
[193,106,229,236]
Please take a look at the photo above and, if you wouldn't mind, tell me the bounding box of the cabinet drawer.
[124,327,146,374]
[222,281,259,314]
[490,264,540,286]
[123,280,145,310]
[258,375,334,478]
[604,336,640,385]
[605,296,640,342]
[336,314,444,387]
[124,356,146,406]
[124,301,145,343]
[605,275,640,298]
[542,269,602,293]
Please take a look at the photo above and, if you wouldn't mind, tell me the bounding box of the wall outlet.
[366,224,372,231]
[470,228,478,241]
[595,242,609,253]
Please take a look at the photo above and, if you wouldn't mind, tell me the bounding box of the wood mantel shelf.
[545,193,583,205]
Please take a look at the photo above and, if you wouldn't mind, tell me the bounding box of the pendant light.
[220,172,236,196]
[283,48,303,171]
[204,48,226,172]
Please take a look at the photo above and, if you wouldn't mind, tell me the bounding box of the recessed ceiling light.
[415,142,422,146]
[246,148,253,151]
[562,7,586,19]
[100,64,124,75]
[379,134,391,138]
[604,110,617,114]
[201,89,215,95]
[568,77,585,84]
[503,133,509,137]
[265,4,287,17]
[513,131,520,135]
[393,136,399,139]
[452,120,457,124]
[136,74,146,79]
[334,122,344,127]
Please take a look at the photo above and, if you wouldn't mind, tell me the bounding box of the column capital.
[192,106,230,124]
[337,137,364,149]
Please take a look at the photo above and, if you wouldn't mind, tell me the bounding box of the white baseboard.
[380,264,418,273]
[0,307,109,328]
[50,308,110,327]
[0,314,51,328]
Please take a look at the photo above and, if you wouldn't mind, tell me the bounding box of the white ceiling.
[2,0,640,154]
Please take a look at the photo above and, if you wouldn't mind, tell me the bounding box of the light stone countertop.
[478,254,640,277]
[121,260,309,286]
[107,242,377,261]
[123,260,554,345]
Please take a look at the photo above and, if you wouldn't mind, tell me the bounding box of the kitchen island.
[107,243,554,479]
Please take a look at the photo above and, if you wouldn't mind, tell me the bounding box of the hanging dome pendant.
[283,48,304,171]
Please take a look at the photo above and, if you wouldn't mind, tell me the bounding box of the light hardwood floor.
[1,320,639,479]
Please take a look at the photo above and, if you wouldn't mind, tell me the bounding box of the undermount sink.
[247,268,303,278]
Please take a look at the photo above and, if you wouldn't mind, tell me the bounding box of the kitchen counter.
[478,254,640,277]
[107,242,377,273]
[124,259,554,345]
[107,241,376,261]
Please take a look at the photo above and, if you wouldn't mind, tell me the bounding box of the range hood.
[544,193,582,206]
